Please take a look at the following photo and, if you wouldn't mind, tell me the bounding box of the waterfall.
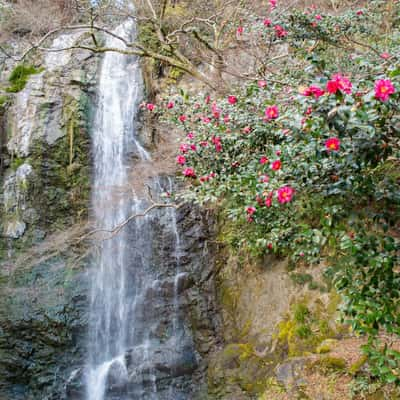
[86,20,197,400]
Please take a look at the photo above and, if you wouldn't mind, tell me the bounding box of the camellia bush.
[149,0,400,386]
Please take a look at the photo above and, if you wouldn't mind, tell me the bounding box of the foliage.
[6,64,42,92]
[152,0,400,386]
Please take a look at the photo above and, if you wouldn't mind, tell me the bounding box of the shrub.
[153,0,400,385]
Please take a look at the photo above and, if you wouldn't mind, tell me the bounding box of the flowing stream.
[86,21,196,400]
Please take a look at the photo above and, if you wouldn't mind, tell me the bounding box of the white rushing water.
[86,20,192,400]
[86,20,147,400]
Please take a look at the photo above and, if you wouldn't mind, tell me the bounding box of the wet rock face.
[0,32,222,400]
[64,201,221,400]
[0,33,98,400]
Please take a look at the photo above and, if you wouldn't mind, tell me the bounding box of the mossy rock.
[6,65,43,93]
[316,339,339,354]
[313,356,346,372]
[208,343,275,397]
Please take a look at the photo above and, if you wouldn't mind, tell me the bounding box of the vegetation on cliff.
[149,0,400,390]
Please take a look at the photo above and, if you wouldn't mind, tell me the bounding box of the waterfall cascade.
[86,21,197,400]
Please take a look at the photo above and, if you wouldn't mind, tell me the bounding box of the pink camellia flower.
[326,73,352,95]
[212,136,223,152]
[265,105,279,120]
[146,103,155,111]
[176,155,186,165]
[269,0,277,9]
[315,14,322,20]
[277,186,295,204]
[187,132,195,139]
[356,9,363,15]
[380,52,391,60]
[260,156,269,164]
[243,126,252,134]
[258,80,267,88]
[200,141,208,147]
[228,95,238,104]
[374,79,396,102]
[237,26,244,35]
[246,206,256,215]
[202,117,211,124]
[274,25,288,38]
[302,85,325,98]
[325,137,340,151]
[305,106,313,115]
[271,159,282,170]
[209,172,216,178]
[263,19,272,27]
[179,143,189,153]
[183,167,196,178]
[189,144,197,151]
[199,176,209,183]
[276,150,281,156]
[167,101,174,109]
[179,115,187,123]
[265,195,273,207]
[224,115,230,123]
[205,95,211,104]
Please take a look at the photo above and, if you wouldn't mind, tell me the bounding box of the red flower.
[326,74,352,95]
[269,0,277,9]
[315,14,322,20]
[265,192,273,207]
[265,105,279,120]
[274,25,288,38]
[374,79,396,102]
[263,19,272,27]
[167,101,174,109]
[179,143,189,153]
[179,115,187,123]
[302,85,325,98]
[146,103,155,111]
[258,80,267,88]
[356,9,364,15]
[246,206,256,215]
[199,176,209,183]
[228,96,238,104]
[176,155,186,165]
[183,167,196,178]
[325,137,340,151]
[271,159,281,170]
[237,26,244,35]
[200,141,208,147]
[243,126,251,134]
[260,156,269,164]
[380,52,391,60]
[277,186,295,204]
[187,132,195,139]
[212,136,223,152]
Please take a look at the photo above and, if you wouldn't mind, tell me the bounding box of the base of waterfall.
[66,334,198,400]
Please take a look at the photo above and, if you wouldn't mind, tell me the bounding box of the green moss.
[290,272,313,286]
[294,303,310,323]
[348,354,368,375]
[10,157,25,171]
[0,95,10,108]
[314,356,346,371]
[6,65,43,93]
